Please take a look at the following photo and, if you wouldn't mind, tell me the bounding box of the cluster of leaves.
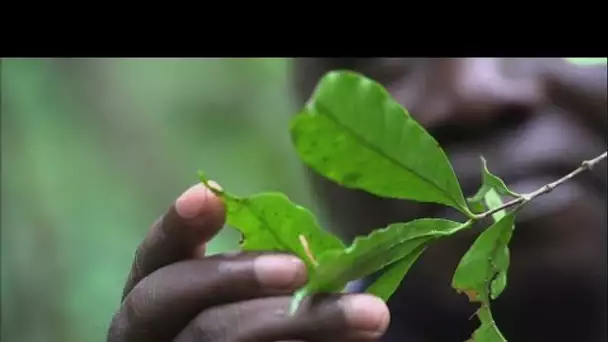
[198,70,602,341]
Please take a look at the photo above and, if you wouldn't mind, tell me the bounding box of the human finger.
[122,182,226,298]
[175,294,390,342]
[109,252,306,342]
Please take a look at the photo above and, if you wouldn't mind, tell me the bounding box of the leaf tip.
[289,290,307,315]
[479,155,488,167]
[197,169,207,182]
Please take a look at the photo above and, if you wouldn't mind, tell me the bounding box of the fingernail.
[254,255,306,289]
[340,295,390,336]
[175,184,213,219]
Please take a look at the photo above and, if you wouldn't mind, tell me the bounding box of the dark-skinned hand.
[108,183,390,342]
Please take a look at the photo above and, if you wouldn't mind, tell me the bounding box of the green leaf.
[478,156,520,198]
[364,244,426,301]
[484,188,506,223]
[458,181,514,341]
[198,171,345,271]
[291,218,465,312]
[468,306,507,342]
[469,323,507,342]
[452,212,515,302]
[290,71,472,217]
[467,198,487,215]
[467,157,520,214]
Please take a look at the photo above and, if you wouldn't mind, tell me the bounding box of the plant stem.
[474,151,607,221]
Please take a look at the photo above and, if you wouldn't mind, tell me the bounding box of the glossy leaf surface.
[291,218,464,312]
[290,71,471,216]
[364,245,426,301]
[198,172,345,271]
[452,212,515,302]
[467,157,520,215]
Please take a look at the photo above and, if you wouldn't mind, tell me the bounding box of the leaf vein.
[236,199,292,252]
[314,101,460,207]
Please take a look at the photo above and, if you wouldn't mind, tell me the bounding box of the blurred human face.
[293,58,607,341]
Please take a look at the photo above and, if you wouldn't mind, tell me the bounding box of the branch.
[475,151,607,220]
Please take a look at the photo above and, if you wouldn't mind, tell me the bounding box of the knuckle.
[183,309,233,342]
[124,215,169,289]
[205,314,231,341]
[216,258,252,278]
[107,310,129,342]
[122,278,157,328]
[128,236,149,282]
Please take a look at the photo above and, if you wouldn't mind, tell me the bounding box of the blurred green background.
[5,57,605,342]
[1,58,317,342]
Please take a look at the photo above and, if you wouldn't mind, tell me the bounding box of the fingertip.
[122,183,226,298]
[175,183,212,218]
[339,294,390,336]
[175,183,226,226]
[253,254,307,289]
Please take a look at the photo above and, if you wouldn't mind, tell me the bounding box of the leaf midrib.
[310,220,464,290]
[312,235,432,292]
[314,225,456,290]
[232,198,292,252]
[313,101,463,208]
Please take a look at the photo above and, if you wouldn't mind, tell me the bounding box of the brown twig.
[474,151,607,221]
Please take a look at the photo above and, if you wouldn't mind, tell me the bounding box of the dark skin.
[108,182,390,342]
[108,58,606,342]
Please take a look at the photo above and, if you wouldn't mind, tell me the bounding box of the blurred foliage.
[564,57,607,65]
[1,58,315,342]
